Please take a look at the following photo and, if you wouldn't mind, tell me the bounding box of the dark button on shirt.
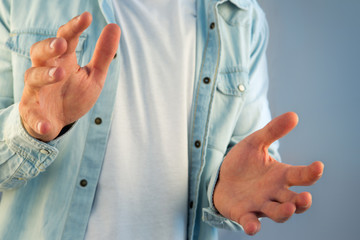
[94,117,102,125]
[80,179,88,187]
[203,77,210,84]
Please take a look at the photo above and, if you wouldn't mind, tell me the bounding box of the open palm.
[213,112,324,235]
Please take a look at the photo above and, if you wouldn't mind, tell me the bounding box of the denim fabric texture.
[0,0,279,239]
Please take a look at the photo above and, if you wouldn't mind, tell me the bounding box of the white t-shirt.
[85,0,196,239]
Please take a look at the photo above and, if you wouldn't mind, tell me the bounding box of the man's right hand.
[19,12,121,142]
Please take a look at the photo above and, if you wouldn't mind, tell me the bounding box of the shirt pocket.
[216,70,249,97]
[5,30,86,60]
[4,30,87,101]
[207,70,249,152]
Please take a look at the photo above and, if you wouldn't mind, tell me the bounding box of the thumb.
[87,23,121,86]
[246,112,299,148]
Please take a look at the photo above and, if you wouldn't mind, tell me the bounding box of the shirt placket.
[61,1,120,239]
[188,0,222,239]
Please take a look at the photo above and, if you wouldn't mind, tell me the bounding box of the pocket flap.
[5,30,86,58]
[216,70,249,97]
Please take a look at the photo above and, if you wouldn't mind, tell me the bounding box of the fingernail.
[37,122,42,134]
[76,15,81,21]
[50,39,57,49]
[49,67,57,78]
[252,225,258,235]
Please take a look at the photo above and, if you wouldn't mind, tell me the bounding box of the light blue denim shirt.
[0,0,279,239]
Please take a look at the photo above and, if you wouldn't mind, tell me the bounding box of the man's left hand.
[213,112,324,235]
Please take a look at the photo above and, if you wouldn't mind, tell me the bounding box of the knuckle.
[29,38,46,57]
[30,39,49,62]
[24,68,32,84]
[57,24,66,35]
[29,43,36,57]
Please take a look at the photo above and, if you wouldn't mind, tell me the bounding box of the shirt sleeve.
[202,3,280,230]
[0,1,61,190]
[0,104,60,190]
[202,159,244,231]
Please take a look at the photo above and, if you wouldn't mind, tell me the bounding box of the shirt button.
[238,84,245,92]
[94,117,102,125]
[194,140,201,148]
[40,149,50,154]
[80,179,88,187]
[203,77,210,84]
[210,22,215,29]
[189,201,194,209]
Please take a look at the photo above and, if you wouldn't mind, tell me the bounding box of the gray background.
[219,0,360,239]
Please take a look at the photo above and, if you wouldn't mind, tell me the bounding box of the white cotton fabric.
[85,0,196,239]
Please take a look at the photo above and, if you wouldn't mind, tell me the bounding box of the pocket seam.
[5,30,87,59]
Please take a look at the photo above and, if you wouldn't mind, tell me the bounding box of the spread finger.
[56,12,92,53]
[286,161,324,187]
[273,189,312,214]
[239,213,261,235]
[261,201,296,223]
[24,66,65,89]
[293,192,312,214]
[30,37,67,66]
